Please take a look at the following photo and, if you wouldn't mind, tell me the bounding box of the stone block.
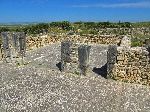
[123,59,128,65]
[117,55,124,61]
[118,60,124,65]
[120,36,131,47]
[141,73,149,79]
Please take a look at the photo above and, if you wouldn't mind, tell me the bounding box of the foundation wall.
[107,46,150,86]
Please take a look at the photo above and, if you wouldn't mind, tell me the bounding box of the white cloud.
[72,2,150,8]
[30,0,49,4]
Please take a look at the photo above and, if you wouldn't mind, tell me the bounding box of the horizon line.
[0,21,150,25]
[72,1,150,8]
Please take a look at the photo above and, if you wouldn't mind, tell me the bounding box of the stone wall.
[100,27,150,36]
[14,27,150,51]
[107,46,150,86]
[26,34,122,51]
[0,32,123,61]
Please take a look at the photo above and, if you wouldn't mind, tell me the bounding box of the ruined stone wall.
[26,34,122,51]
[108,46,150,86]
[132,27,150,36]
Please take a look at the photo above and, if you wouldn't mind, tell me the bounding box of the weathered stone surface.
[25,34,122,51]
[120,36,131,47]
[78,45,91,75]
[108,46,150,86]
[18,32,26,57]
[12,32,20,57]
[0,45,2,61]
[61,41,72,71]
[107,45,117,77]
[1,32,26,64]
[1,32,11,62]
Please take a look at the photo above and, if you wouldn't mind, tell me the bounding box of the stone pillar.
[1,32,11,62]
[61,41,91,75]
[78,45,91,75]
[18,32,26,58]
[12,33,20,58]
[107,45,117,78]
[61,41,72,71]
[1,32,26,64]
[0,43,2,61]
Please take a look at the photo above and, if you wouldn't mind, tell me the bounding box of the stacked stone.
[25,34,123,51]
[61,41,91,75]
[107,35,150,86]
[108,47,150,86]
[26,37,37,50]
[120,36,131,48]
[24,27,150,51]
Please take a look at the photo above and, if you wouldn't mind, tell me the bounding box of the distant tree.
[0,27,10,33]
[49,21,72,30]
[84,22,97,29]
[97,22,111,28]
[118,22,132,28]
[22,23,49,34]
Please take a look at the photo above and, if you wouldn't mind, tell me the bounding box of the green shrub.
[131,41,142,47]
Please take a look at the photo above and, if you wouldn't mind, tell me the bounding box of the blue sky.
[0,0,150,23]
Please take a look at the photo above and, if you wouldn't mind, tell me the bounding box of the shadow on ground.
[56,62,108,79]
[92,64,107,79]
[56,62,62,71]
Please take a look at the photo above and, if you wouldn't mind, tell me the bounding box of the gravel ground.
[1,43,150,112]
[24,43,108,70]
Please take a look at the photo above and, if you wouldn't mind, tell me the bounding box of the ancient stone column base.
[61,41,91,76]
